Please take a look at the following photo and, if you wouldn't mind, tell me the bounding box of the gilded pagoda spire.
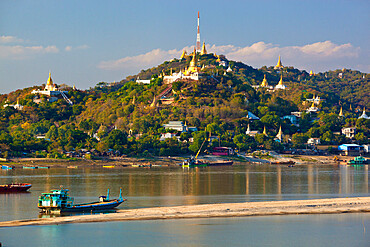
[263,126,267,136]
[339,106,344,117]
[261,75,268,87]
[189,48,197,67]
[276,126,283,141]
[274,55,283,69]
[200,42,207,55]
[278,74,283,86]
[180,50,187,59]
[47,72,53,86]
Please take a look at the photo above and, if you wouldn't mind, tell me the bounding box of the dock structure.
[0,197,369,227]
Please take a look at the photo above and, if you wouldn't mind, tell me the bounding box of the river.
[0,163,369,246]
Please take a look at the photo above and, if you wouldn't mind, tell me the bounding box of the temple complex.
[32,72,67,96]
[164,48,202,84]
[31,72,72,105]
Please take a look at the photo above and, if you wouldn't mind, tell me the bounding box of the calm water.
[0,214,369,247]
[0,164,368,222]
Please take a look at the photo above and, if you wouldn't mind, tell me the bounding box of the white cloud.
[65,44,89,52]
[0,45,59,59]
[98,40,362,73]
[0,35,24,44]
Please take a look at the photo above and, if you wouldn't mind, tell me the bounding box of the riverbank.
[1,197,369,227]
[2,153,353,168]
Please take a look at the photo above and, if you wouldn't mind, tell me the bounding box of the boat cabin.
[38,188,74,209]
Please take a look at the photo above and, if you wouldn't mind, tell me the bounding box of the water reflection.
[0,164,369,222]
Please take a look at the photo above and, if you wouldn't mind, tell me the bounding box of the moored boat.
[0,183,32,193]
[23,166,38,169]
[102,165,115,168]
[208,160,233,166]
[38,187,126,213]
[1,165,14,170]
[270,160,295,165]
[347,156,369,165]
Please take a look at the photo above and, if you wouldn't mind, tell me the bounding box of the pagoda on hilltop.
[274,55,283,69]
[275,74,287,90]
[32,72,72,105]
[200,42,207,55]
[359,108,369,119]
[275,126,283,142]
[261,75,269,87]
[339,107,344,117]
[164,48,203,84]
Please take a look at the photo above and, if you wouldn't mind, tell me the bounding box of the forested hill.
[0,53,369,158]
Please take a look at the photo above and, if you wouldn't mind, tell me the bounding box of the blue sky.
[1,0,369,93]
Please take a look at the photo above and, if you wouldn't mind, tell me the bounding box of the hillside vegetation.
[0,53,369,158]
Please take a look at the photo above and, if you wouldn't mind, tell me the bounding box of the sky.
[1,0,369,94]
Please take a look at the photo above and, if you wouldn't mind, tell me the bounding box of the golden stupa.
[180,50,187,59]
[200,42,207,55]
[274,55,283,69]
[261,75,268,87]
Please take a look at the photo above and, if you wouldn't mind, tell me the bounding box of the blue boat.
[1,165,14,170]
[23,166,38,169]
[38,187,126,214]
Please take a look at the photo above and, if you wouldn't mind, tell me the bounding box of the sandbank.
[1,197,369,228]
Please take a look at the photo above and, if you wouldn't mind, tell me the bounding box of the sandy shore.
[1,197,369,228]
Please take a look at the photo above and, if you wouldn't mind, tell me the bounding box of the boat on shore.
[0,183,32,193]
[182,157,209,168]
[38,187,126,214]
[208,160,233,166]
[270,160,295,165]
[347,156,369,165]
[1,165,14,170]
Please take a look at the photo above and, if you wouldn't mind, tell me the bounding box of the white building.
[307,138,321,145]
[32,72,68,96]
[341,127,357,139]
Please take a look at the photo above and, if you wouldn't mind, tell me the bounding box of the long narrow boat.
[38,187,126,214]
[0,183,32,193]
[208,160,233,166]
[1,165,14,170]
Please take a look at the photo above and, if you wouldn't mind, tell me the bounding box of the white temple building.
[275,74,287,90]
[359,108,369,119]
[32,72,68,96]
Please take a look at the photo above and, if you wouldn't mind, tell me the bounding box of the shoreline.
[0,197,369,228]
[1,154,355,168]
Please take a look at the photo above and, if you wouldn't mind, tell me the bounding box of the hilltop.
[0,53,369,159]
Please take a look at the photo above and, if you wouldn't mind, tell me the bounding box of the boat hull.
[38,199,126,213]
[0,183,32,193]
[208,160,233,166]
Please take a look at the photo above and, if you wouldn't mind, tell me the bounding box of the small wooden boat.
[182,158,209,168]
[103,165,115,168]
[270,160,295,165]
[23,166,38,169]
[208,160,233,166]
[347,156,369,165]
[0,183,32,193]
[1,165,14,170]
[38,187,126,214]
[67,166,78,169]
